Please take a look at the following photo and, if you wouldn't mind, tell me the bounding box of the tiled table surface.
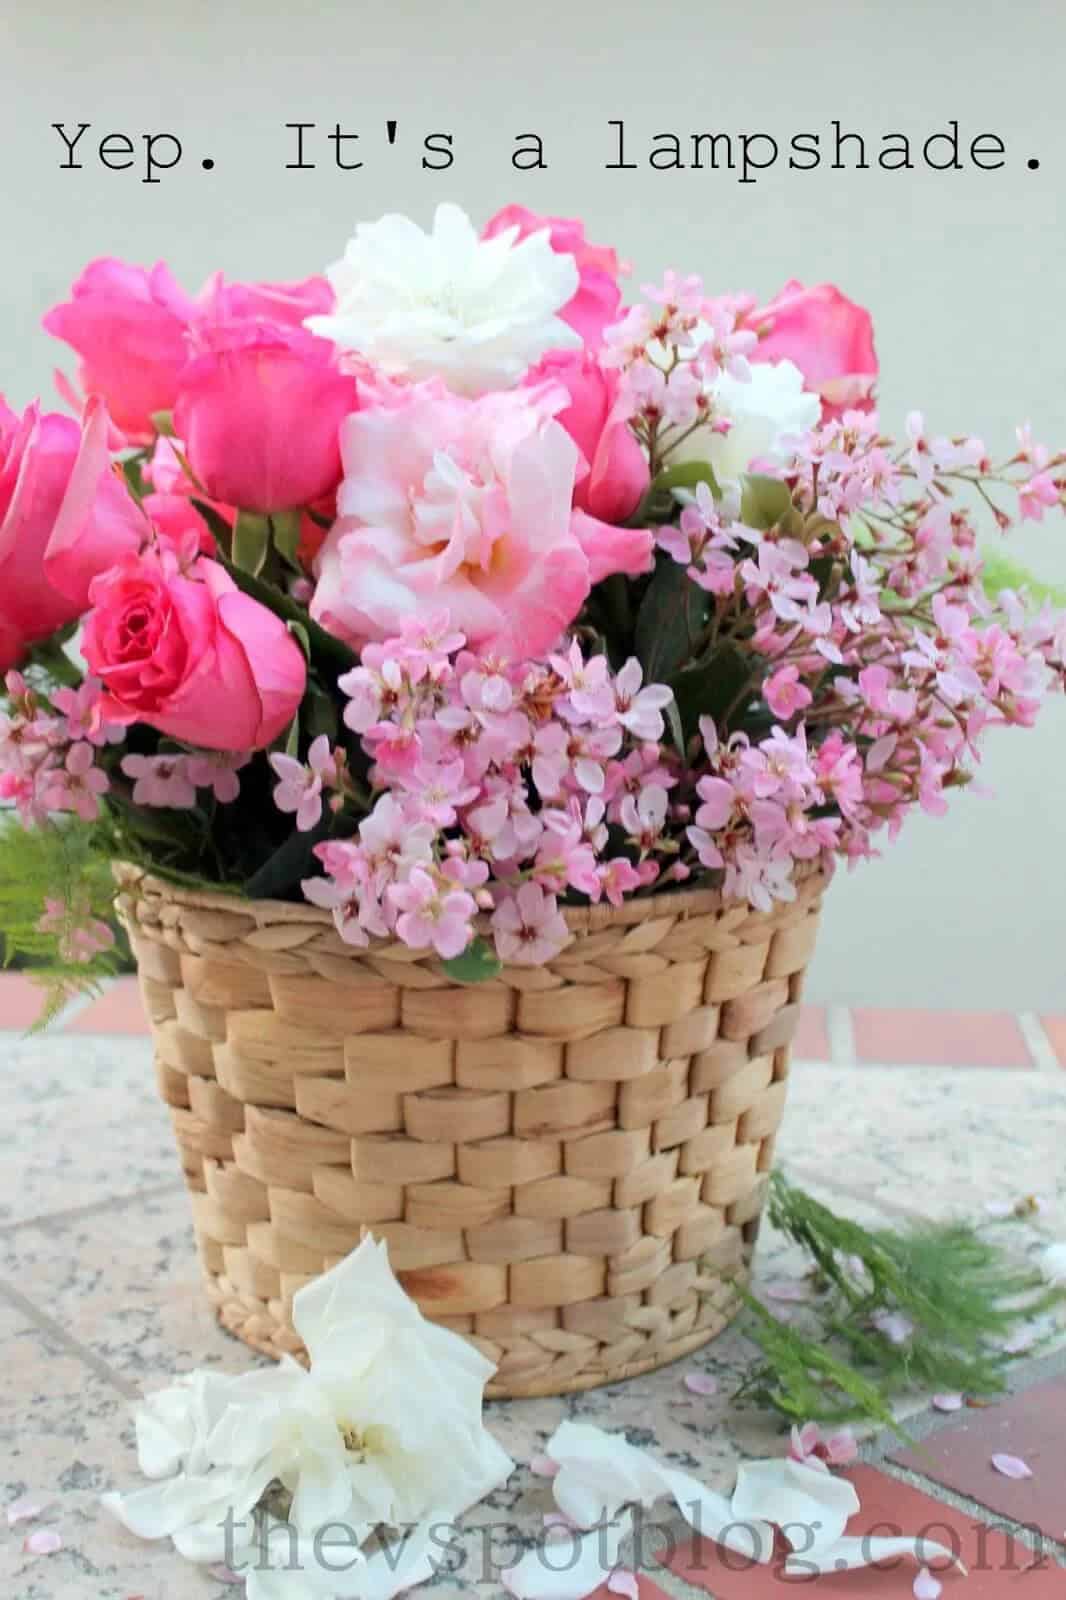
[1,980,1065,1598]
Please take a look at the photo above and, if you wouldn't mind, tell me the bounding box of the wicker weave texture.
[116,864,825,1398]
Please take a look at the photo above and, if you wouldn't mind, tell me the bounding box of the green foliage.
[630,460,721,526]
[736,1173,1063,1427]
[0,815,125,1030]
[634,557,711,683]
[740,474,793,531]
[441,936,503,985]
[232,511,272,577]
[980,548,1066,606]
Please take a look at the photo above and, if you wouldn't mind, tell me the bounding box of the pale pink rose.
[0,395,144,667]
[82,550,305,751]
[173,319,356,514]
[482,206,624,347]
[311,379,650,659]
[526,349,650,524]
[744,281,878,419]
[42,258,197,442]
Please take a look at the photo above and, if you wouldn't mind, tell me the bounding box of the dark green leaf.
[441,937,503,985]
[232,511,271,577]
[272,510,303,570]
[120,453,149,502]
[630,460,721,526]
[284,715,300,759]
[669,641,751,740]
[288,621,312,661]
[740,474,793,530]
[634,556,710,683]
[190,498,235,550]
[243,814,332,900]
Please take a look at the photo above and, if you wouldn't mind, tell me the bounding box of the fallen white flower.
[506,1423,965,1600]
[104,1236,513,1598]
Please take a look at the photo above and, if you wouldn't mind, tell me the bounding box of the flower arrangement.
[2,200,1065,1001]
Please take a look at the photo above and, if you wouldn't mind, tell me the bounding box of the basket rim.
[113,858,827,938]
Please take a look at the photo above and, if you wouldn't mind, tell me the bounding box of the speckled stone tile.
[0,1294,235,1600]
[0,1041,177,1227]
[778,1065,1066,1235]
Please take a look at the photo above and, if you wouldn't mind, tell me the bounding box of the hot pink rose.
[174,322,356,514]
[196,272,334,329]
[43,259,197,443]
[745,281,878,419]
[0,396,144,667]
[482,206,624,348]
[527,349,650,524]
[82,550,306,751]
[311,378,651,659]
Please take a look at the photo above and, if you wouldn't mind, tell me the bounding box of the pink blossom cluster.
[0,673,118,823]
[292,617,685,963]
[37,894,114,964]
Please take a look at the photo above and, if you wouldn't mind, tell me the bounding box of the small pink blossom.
[120,753,196,809]
[269,735,337,831]
[388,867,477,961]
[789,1421,858,1468]
[492,883,569,966]
[991,1453,1032,1480]
[185,751,249,804]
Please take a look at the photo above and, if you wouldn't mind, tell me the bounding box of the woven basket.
[115,862,826,1398]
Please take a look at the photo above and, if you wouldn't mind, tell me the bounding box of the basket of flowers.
[1,203,1062,1397]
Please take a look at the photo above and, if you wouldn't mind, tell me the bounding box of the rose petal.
[932,1393,964,1413]
[733,1458,859,1552]
[530,1452,561,1478]
[914,1567,943,1600]
[763,1279,814,1303]
[502,1510,633,1600]
[991,1453,1033,1480]
[23,1528,63,1556]
[683,1372,718,1396]
[786,1535,965,1579]
[207,1566,243,1586]
[606,1569,640,1600]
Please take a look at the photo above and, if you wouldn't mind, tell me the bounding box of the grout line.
[826,1004,856,1067]
[1017,1011,1063,1075]
[0,1275,140,1399]
[0,1179,188,1237]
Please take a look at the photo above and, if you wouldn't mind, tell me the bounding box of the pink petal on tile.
[23,1528,63,1556]
[1001,1325,1039,1355]
[991,1453,1033,1480]
[6,1494,47,1526]
[932,1393,964,1412]
[529,1452,560,1478]
[913,1567,943,1599]
[763,1279,814,1303]
[607,1569,640,1600]
[207,1566,243,1586]
[683,1372,718,1396]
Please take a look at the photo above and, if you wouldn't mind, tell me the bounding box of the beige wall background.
[4,0,1064,1008]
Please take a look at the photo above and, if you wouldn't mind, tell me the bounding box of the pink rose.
[43,259,197,443]
[483,206,624,348]
[82,550,306,751]
[174,322,356,514]
[745,281,878,419]
[311,378,651,659]
[196,272,334,329]
[527,349,649,523]
[0,396,144,666]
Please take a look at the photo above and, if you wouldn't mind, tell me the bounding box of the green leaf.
[630,460,721,526]
[669,640,751,741]
[243,814,332,900]
[120,453,149,502]
[740,474,793,530]
[287,620,312,661]
[272,510,303,570]
[232,511,272,577]
[284,715,300,759]
[634,556,710,683]
[441,937,503,985]
[190,498,235,550]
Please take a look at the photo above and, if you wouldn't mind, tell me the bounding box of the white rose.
[670,357,821,485]
[307,202,581,396]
